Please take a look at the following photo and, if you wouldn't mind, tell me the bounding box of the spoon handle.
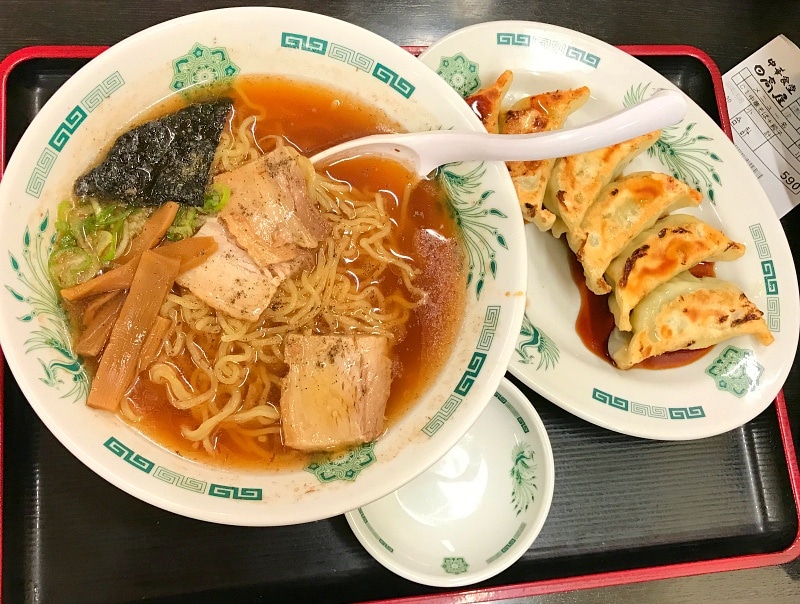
[311,89,688,175]
[416,89,687,173]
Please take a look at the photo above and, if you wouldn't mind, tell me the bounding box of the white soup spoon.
[310,89,687,176]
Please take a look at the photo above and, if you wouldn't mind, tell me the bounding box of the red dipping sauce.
[568,250,713,369]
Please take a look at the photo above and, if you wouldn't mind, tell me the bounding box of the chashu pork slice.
[175,218,282,321]
[281,334,392,452]
[216,144,331,267]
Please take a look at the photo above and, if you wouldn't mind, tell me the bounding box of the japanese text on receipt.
[723,35,800,218]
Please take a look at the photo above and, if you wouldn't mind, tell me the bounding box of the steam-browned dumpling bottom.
[609,273,774,369]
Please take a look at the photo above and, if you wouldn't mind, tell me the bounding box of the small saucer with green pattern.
[345,377,554,587]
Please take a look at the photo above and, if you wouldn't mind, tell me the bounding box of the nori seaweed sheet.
[74,99,233,207]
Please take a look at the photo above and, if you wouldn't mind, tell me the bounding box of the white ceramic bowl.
[346,378,555,587]
[0,8,527,525]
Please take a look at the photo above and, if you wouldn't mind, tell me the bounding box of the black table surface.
[1,1,800,602]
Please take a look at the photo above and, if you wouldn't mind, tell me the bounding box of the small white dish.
[345,378,554,588]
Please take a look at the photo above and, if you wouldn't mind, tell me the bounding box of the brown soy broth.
[324,156,466,424]
[570,249,713,369]
[231,76,400,155]
[122,77,465,469]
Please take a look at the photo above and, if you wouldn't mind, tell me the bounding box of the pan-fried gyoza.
[467,70,590,230]
[605,214,746,332]
[467,72,773,369]
[608,273,775,369]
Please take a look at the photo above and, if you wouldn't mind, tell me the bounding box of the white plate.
[420,22,800,440]
[345,378,554,587]
[0,9,527,525]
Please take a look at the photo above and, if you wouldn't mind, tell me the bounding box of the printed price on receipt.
[723,35,800,218]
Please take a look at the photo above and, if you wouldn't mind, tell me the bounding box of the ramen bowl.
[0,7,526,525]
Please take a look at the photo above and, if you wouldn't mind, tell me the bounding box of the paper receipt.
[723,35,800,218]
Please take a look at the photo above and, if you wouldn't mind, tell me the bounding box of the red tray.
[1,45,798,604]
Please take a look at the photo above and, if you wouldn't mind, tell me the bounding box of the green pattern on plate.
[152,466,207,494]
[495,33,601,68]
[80,71,125,111]
[750,222,781,331]
[510,442,537,515]
[436,163,507,300]
[104,436,155,473]
[592,388,706,419]
[305,442,377,482]
[494,391,530,433]
[496,32,533,46]
[705,345,764,398]
[515,312,559,369]
[48,105,87,153]
[327,42,375,72]
[434,52,480,97]
[486,521,527,563]
[170,42,240,91]
[441,557,469,575]
[624,82,722,203]
[358,508,394,552]
[6,212,88,401]
[208,484,263,500]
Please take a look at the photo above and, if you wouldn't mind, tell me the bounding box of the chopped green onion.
[203,182,231,213]
[57,199,72,224]
[48,198,159,290]
[56,232,78,249]
[166,206,199,241]
[95,202,135,226]
[48,247,100,289]
[88,230,117,263]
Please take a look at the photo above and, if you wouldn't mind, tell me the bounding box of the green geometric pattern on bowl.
[441,556,469,575]
[170,42,240,91]
[25,71,125,198]
[358,508,394,552]
[422,305,500,437]
[494,390,530,433]
[281,32,415,99]
[103,436,263,500]
[750,222,781,331]
[592,387,706,419]
[486,521,528,564]
[305,442,377,483]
